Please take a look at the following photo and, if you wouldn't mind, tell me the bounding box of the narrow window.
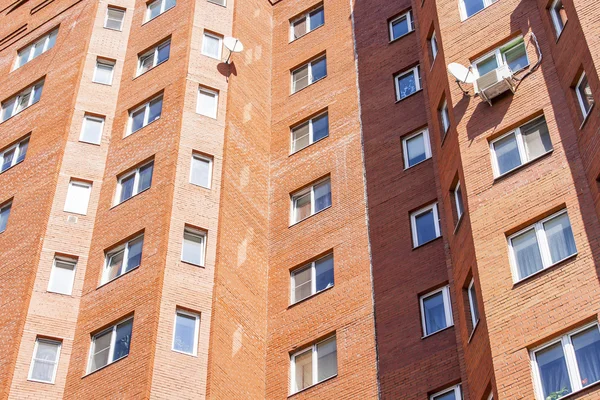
[0,201,12,233]
[146,0,175,21]
[508,209,576,282]
[430,31,438,62]
[291,56,327,93]
[137,40,170,76]
[128,95,163,135]
[395,66,421,100]
[549,0,567,37]
[467,278,480,330]
[197,87,218,119]
[291,253,334,304]
[88,318,133,373]
[290,335,337,394]
[48,256,77,295]
[459,0,496,20]
[80,115,105,145]
[115,161,154,204]
[102,235,144,283]
[1,136,29,173]
[291,112,329,153]
[291,178,331,224]
[430,385,462,400]
[410,203,441,247]
[93,59,115,85]
[439,98,450,136]
[402,128,431,169]
[490,116,552,177]
[104,7,125,31]
[1,80,44,122]
[172,310,200,356]
[181,227,206,266]
[201,32,223,59]
[64,180,92,215]
[452,181,464,222]
[420,285,453,336]
[575,72,594,120]
[389,10,414,41]
[15,28,58,70]
[28,339,61,383]
[290,5,324,41]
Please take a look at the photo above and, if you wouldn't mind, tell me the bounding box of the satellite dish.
[448,63,475,84]
[224,37,244,53]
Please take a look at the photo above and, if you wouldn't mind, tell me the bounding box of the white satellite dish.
[224,37,243,63]
[448,62,475,84]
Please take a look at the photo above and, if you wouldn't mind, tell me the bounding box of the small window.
[549,0,567,37]
[467,278,480,330]
[201,32,223,59]
[490,116,552,177]
[64,180,92,215]
[1,80,44,122]
[291,178,331,224]
[197,87,218,119]
[0,201,12,233]
[452,181,464,222]
[473,37,529,79]
[1,136,29,173]
[291,56,327,93]
[508,209,576,282]
[291,112,329,153]
[115,161,154,204]
[137,40,170,76]
[439,98,450,136]
[394,66,421,101]
[575,71,594,120]
[80,115,104,145]
[420,285,453,336]
[430,385,462,400]
[389,10,414,41]
[402,129,431,169]
[290,335,337,394]
[15,28,58,70]
[87,318,133,373]
[48,256,77,295]
[128,95,163,135]
[102,235,144,284]
[182,227,206,266]
[290,5,324,41]
[190,153,212,188]
[172,310,200,355]
[410,203,441,248]
[28,339,61,383]
[104,7,125,31]
[93,59,115,85]
[146,0,175,21]
[459,0,496,20]
[430,31,438,62]
[291,253,334,304]
[531,323,600,400]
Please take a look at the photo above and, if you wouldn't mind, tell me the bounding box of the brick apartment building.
[0,0,599,398]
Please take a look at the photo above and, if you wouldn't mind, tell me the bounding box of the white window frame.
[27,338,61,384]
[114,161,153,205]
[47,256,77,295]
[440,99,450,134]
[459,0,495,20]
[126,95,162,136]
[410,203,441,248]
[467,278,479,329]
[575,72,594,120]
[181,227,206,266]
[430,31,438,62]
[136,40,170,76]
[86,317,133,374]
[1,80,44,122]
[289,335,337,395]
[290,111,329,154]
[171,309,200,356]
[420,285,453,337]
[80,115,105,145]
[101,234,144,284]
[489,116,552,178]
[289,5,325,42]
[550,0,567,38]
[508,209,577,283]
[394,66,421,101]
[93,59,115,85]
[530,322,600,400]
[145,0,175,22]
[0,201,12,233]
[14,28,58,70]
[64,180,92,215]
[290,177,331,225]
[201,32,223,60]
[189,153,213,189]
[472,37,529,78]
[196,87,219,119]
[290,253,334,304]
[291,56,327,94]
[453,181,464,221]
[104,7,125,31]
[388,10,414,41]
[0,136,29,173]
[402,128,432,169]
[430,384,462,400]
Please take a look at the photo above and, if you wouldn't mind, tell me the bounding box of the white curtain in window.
[543,214,576,263]
[573,327,600,387]
[512,228,544,279]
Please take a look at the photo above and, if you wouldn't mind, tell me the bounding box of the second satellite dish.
[224,37,244,53]
[448,63,475,84]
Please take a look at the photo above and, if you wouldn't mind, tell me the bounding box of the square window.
[182,228,206,266]
[104,7,125,31]
[291,253,334,304]
[291,56,327,93]
[290,5,324,41]
[395,66,421,100]
[48,257,77,295]
[575,72,594,120]
[550,0,568,37]
[102,235,144,284]
[420,285,453,336]
[410,203,441,247]
[197,87,218,119]
[190,154,212,188]
[290,335,337,394]
[28,339,61,383]
[201,32,223,59]
[430,385,462,400]
[80,115,104,145]
[64,180,92,215]
[93,59,115,85]
[88,318,133,373]
[402,129,431,168]
[172,310,200,355]
[291,112,329,153]
[291,178,331,224]
[389,11,414,41]
[1,136,29,173]
[0,201,12,233]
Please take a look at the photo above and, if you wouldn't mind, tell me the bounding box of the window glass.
[2,149,14,172]
[476,54,499,76]
[113,319,133,361]
[503,41,528,72]
[397,70,417,99]
[138,163,154,192]
[94,61,114,85]
[536,342,572,399]
[463,0,486,18]
[391,15,410,40]
[312,113,329,142]
[48,259,76,295]
[190,156,211,188]
[423,291,447,335]
[197,89,218,118]
[16,139,28,163]
[173,312,197,354]
[148,97,163,123]
[317,337,337,381]
[182,230,204,265]
[577,73,594,117]
[512,228,543,280]
[202,33,221,59]
[0,203,11,233]
[293,266,312,302]
[315,255,334,292]
[64,181,92,215]
[309,8,324,30]
[293,65,309,92]
[126,237,143,272]
[292,122,310,153]
[454,183,464,219]
[415,208,437,245]
[468,280,480,327]
[106,249,124,281]
[521,118,552,160]
[433,392,457,400]
[543,213,576,264]
[157,42,170,64]
[294,192,311,222]
[120,174,136,202]
[314,180,332,212]
[293,17,307,39]
[311,58,327,82]
[148,0,161,19]
[91,330,112,371]
[294,349,313,391]
[30,340,60,383]
[551,0,568,35]
[105,8,125,30]
[493,133,521,175]
[81,116,104,144]
[572,327,600,387]
[131,108,146,133]
[406,133,427,166]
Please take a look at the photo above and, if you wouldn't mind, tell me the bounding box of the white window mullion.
[308,62,314,84]
[132,170,141,196]
[121,243,130,275]
[308,119,314,144]
[310,186,315,215]
[311,262,317,295]
[535,222,552,268]
[108,326,117,363]
[433,204,441,237]
[312,344,318,385]
[514,128,528,164]
[563,336,582,391]
[443,287,454,327]
[143,103,150,126]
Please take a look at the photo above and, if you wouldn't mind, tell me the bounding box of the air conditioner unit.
[475,64,515,105]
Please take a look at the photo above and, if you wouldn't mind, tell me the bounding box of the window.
[115,161,153,204]
[197,87,218,119]
[146,0,175,21]
[490,116,552,177]
[531,323,600,400]
[452,181,464,222]
[291,253,334,304]
[508,210,576,282]
[467,278,480,330]
[181,227,206,266]
[459,0,496,20]
[410,203,441,247]
[104,7,125,31]
[292,56,327,93]
[87,318,133,373]
[208,0,225,5]
[291,112,329,153]
[201,32,223,59]
[473,37,529,79]
[395,66,421,100]
[64,180,92,215]
[290,5,324,41]
[575,72,594,120]
[189,154,212,189]
[439,99,450,136]
[28,339,61,383]
[93,59,115,85]
[402,129,431,169]
[128,95,162,135]
[48,257,77,295]
[137,40,170,76]
[291,178,331,224]
[420,285,453,336]
[15,28,58,70]
[389,10,414,41]
[550,0,568,37]
[172,310,200,355]
[80,115,104,144]
[102,235,143,284]
[1,136,29,173]
[290,335,337,394]
[1,80,44,122]
[430,31,438,62]
[430,385,462,400]
[0,201,11,233]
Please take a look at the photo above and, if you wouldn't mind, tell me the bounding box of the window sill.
[580,102,595,130]
[82,354,128,378]
[412,235,442,250]
[289,24,324,44]
[92,81,113,87]
[171,348,198,357]
[97,265,140,289]
[288,374,337,398]
[467,319,480,343]
[395,88,423,103]
[389,29,415,44]
[288,285,333,309]
[190,182,211,190]
[289,135,329,157]
[180,259,205,268]
[421,324,454,339]
[493,149,554,183]
[289,205,331,228]
[291,76,327,96]
[103,27,123,32]
[110,187,151,210]
[27,378,55,385]
[512,252,578,288]
[79,139,101,146]
[46,290,74,296]
[403,156,432,171]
